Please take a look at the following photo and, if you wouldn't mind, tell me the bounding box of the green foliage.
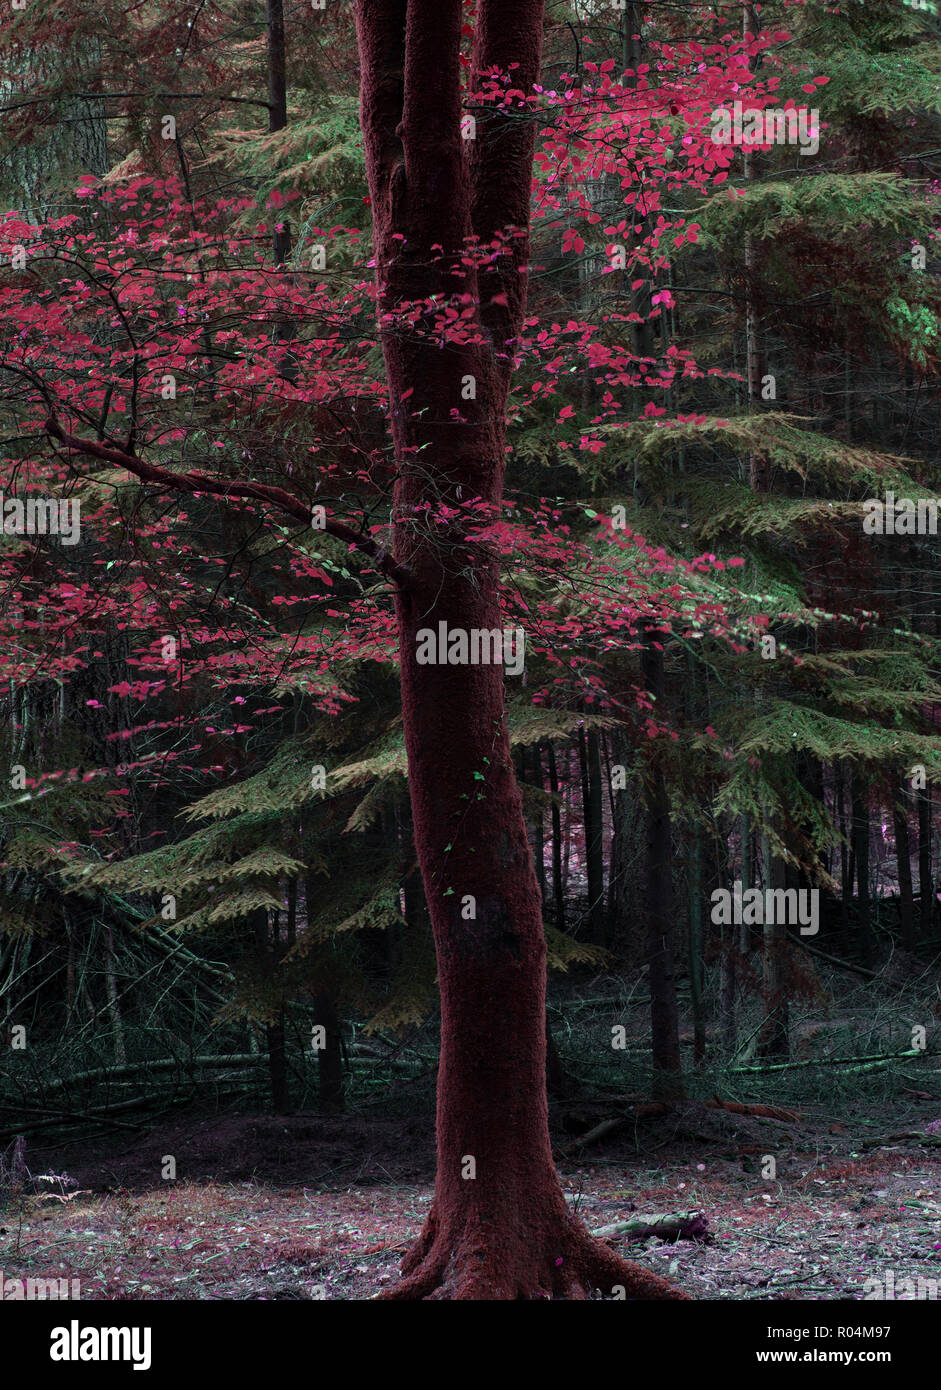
[698,174,926,247]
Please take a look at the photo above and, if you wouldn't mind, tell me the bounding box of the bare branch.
[43,418,410,586]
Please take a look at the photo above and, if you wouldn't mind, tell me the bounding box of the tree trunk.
[837,760,851,950]
[266,0,291,265]
[578,728,605,943]
[759,835,789,1059]
[526,744,547,910]
[607,732,643,962]
[740,811,753,953]
[266,1010,289,1114]
[546,742,566,933]
[919,784,933,937]
[742,0,767,490]
[64,913,77,1024]
[103,925,126,1067]
[252,907,289,1113]
[719,815,748,1057]
[893,781,915,950]
[688,820,706,1066]
[313,988,344,1113]
[852,771,873,966]
[642,630,684,1100]
[354,0,685,1301]
[584,727,606,943]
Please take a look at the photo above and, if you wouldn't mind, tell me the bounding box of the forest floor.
[2,1098,939,1300]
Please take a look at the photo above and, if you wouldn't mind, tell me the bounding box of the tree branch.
[469,0,546,360]
[44,418,410,586]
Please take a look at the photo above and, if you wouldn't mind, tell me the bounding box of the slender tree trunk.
[252,907,289,1113]
[740,812,753,953]
[521,742,572,1100]
[313,988,344,1112]
[267,0,291,264]
[759,838,789,1058]
[265,0,300,390]
[546,742,566,933]
[642,629,684,1100]
[526,745,547,910]
[64,914,76,1023]
[355,0,684,1300]
[286,876,297,948]
[719,818,740,1057]
[919,784,933,937]
[852,772,873,966]
[742,1,767,490]
[688,820,706,1066]
[103,925,126,1066]
[893,781,915,950]
[580,727,605,943]
[837,761,851,950]
[266,1010,289,1113]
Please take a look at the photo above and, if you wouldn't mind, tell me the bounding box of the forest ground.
[3,1094,939,1300]
[4,955,940,1300]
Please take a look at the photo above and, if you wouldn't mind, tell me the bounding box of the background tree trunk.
[919,784,933,937]
[642,629,684,1100]
[893,780,915,950]
[546,742,566,933]
[581,727,606,944]
[852,771,873,967]
[759,839,789,1059]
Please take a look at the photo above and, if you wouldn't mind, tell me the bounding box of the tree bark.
[354,0,685,1300]
[641,629,684,1100]
[525,744,547,911]
[103,925,126,1067]
[578,727,605,942]
[919,784,933,937]
[583,727,606,944]
[852,771,873,967]
[607,732,643,960]
[546,742,566,933]
[252,907,290,1113]
[893,780,915,950]
[687,819,706,1066]
[837,760,851,951]
[758,834,789,1058]
[313,988,344,1113]
[266,0,291,265]
[742,1,767,490]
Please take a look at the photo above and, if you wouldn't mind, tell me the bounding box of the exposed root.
[374,1203,692,1301]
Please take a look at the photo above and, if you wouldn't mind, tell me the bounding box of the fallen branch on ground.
[10,1054,267,1097]
[861,1131,941,1149]
[590,1211,711,1244]
[729,1049,939,1075]
[556,1104,669,1156]
[784,933,878,978]
[707,1097,801,1122]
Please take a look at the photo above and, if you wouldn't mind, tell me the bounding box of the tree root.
[374,1203,692,1301]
